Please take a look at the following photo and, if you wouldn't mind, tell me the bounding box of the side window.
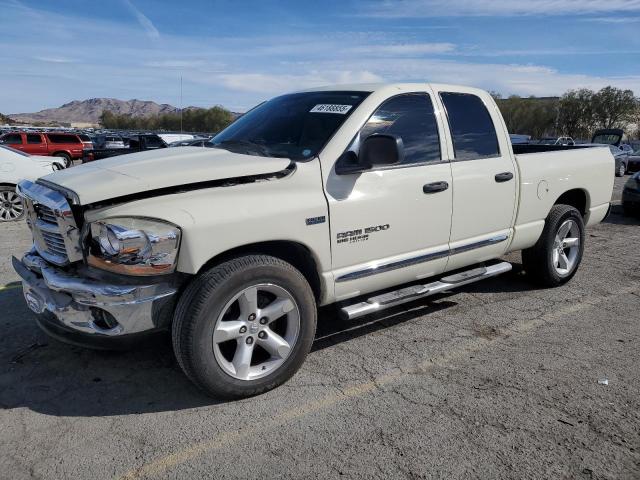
[440,92,500,161]
[2,133,22,145]
[27,134,42,144]
[355,93,441,165]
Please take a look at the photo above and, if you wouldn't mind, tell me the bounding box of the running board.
[339,262,512,320]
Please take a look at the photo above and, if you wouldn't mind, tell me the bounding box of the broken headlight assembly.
[87,217,181,276]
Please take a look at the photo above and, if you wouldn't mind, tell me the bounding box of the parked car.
[169,138,211,147]
[0,131,84,167]
[626,150,640,173]
[86,134,167,161]
[622,171,640,215]
[103,136,126,149]
[13,83,613,398]
[537,136,575,146]
[509,134,531,145]
[0,145,58,222]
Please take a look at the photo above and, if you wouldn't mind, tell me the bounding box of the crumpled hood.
[40,147,292,205]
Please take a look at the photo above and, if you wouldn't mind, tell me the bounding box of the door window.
[354,93,441,165]
[440,92,500,161]
[1,133,22,145]
[27,134,43,144]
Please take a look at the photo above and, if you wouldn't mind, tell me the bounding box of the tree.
[591,86,637,129]
[557,89,595,139]
[99,106,234,133]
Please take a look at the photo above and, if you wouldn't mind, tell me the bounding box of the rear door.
[433,87,517,271]
[25,133,47,155]
[324,90,453,301]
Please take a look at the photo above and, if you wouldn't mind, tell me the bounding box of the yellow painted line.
[118,283,640,480]
[0,284,22,292]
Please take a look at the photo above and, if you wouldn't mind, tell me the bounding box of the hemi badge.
[305,216,326,226]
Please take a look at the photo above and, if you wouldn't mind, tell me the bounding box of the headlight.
[87,217,181,276]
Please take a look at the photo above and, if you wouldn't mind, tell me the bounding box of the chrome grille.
[16,180,83,266]
[37,205,58,224]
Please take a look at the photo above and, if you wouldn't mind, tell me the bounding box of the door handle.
[423,181,449,194]
[494,172,514,182]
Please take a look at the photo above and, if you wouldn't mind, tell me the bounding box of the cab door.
[433,88,517,271]
[323,90,453,301]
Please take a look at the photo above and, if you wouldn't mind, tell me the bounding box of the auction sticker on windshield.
[310,104,353,114]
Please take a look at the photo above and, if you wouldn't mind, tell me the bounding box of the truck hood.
[39,147,292,205]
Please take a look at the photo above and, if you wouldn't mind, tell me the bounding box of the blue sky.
[2,0,640,113]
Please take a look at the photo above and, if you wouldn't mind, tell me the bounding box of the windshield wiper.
[214,139,273,157]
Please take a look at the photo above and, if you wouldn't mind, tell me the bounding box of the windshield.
[210,91,370,160]
[0,144,29,157]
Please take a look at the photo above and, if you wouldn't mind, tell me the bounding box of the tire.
[172,255,317,399]
[522,205,585,287]
[616,162,625,177]
[54,152,72,167]
[0,185,25,222]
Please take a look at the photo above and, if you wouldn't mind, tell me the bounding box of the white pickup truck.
[13,83,613,398]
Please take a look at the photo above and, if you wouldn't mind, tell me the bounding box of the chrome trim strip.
[335,234,509,283]
[449,234,509,256]
[336,249,449,282]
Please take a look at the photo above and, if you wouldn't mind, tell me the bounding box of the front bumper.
[12,252,179,341]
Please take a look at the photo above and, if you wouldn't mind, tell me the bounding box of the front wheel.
[522,205,585,287]
[172,255,317,399]
[0,186,25,222]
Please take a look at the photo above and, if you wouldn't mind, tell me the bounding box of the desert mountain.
[9,98,184,124]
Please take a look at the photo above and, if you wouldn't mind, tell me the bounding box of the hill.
[9,98,183,124]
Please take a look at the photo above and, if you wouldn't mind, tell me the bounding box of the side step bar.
[339,262,512,320]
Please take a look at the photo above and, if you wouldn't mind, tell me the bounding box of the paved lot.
[1,176,639,479]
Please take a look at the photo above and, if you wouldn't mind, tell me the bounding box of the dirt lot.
[1,176,639,479]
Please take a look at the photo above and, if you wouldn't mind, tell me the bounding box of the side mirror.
[335,134,404,175]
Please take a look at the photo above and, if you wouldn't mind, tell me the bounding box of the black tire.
[616,162,625,177]
[172,255,317,399]
[54,152,72,167]
[522,204,585,287]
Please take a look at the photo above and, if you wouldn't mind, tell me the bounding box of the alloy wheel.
[552,219,580,276]
[212,283,300,381]
[0,190,24,221]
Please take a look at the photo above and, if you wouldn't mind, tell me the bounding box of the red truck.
[0,132,85,167]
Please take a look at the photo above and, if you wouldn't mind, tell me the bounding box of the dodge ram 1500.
[12,83,614,398]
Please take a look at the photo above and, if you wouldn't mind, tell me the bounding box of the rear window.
[78,134,91,142]
[144,136,165,148]
[47,133,81,144]
[440,92,500,161]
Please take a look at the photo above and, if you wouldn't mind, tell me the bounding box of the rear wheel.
[0,186,25,222]
[172,255,317,399]
[522,205,585,287]
[616,162,626,177]
[54,152,72,167]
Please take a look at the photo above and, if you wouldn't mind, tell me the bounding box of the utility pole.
[180,75,183,134]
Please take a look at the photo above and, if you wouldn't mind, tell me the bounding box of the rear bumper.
[12,252,179,343]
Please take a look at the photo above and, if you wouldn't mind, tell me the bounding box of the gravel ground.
[0,176,638,479]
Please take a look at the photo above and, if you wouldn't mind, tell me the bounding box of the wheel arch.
[51,150,72,158]
[553,188,589,217]
[196,240,324,302]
